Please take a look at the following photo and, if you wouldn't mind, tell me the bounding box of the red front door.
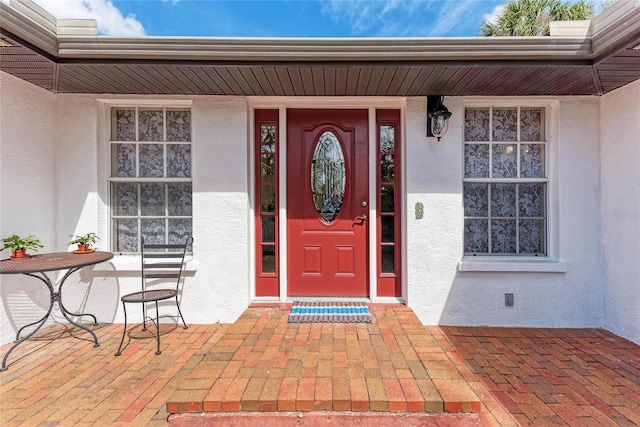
[287,109,369,297]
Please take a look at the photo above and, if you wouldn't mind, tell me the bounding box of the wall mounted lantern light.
[427,95,452,141]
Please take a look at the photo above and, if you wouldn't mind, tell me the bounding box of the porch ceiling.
[1,1,639,97]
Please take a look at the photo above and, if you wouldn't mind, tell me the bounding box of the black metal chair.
[115,236,193,356]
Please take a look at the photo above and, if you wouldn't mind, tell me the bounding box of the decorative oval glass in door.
[311,131,346,223]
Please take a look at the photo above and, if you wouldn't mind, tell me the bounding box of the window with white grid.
[108,106,192,253]
[463,107,547,256]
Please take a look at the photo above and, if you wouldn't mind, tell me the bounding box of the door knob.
[354,215,367,221]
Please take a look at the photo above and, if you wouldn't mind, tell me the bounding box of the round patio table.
[0,251,114,371]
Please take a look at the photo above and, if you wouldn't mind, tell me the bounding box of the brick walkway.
[165,304,481,416]
[436,326,640,426]
[0,304,638,426]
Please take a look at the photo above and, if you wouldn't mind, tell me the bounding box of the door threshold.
[250,297,405,304]
[287,296,371,302]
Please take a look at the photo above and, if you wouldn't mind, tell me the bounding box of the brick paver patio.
[437,325,640,426]
[0,303,638,426]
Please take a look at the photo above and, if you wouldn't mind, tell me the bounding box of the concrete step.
[168,411,483,426]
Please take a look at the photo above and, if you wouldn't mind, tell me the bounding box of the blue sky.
[4,0,608,38]
[114,0,507,37]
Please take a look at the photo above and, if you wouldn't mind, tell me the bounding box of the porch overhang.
[1,0,639,97]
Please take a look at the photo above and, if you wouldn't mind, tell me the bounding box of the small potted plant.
[2,234,44,260]
[69,232,99,253]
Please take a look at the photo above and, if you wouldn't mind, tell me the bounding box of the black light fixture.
[427,95,452,141]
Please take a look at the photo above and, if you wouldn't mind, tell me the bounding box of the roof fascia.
[591,0,640,58]
[56,36,593,62]
[0,0,57,56]
[4,0,638,65]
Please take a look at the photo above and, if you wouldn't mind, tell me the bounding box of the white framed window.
[463,106,547,256]
[108,105,192,253]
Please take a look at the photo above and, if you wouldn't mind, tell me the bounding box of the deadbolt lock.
[361,201,368,207]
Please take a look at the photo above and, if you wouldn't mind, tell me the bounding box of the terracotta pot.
[10,249,29,260]
[77,244,90,252]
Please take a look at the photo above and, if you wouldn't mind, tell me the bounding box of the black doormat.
[288,301,372,323]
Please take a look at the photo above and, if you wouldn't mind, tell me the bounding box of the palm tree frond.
[480,0,595,37]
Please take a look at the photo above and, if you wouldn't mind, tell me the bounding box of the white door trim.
[248,97,407,303]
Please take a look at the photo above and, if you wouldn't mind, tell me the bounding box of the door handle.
[354,215,367,221]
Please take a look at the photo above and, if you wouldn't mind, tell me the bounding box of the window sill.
[107,254,199,273]
[458,258,567,273]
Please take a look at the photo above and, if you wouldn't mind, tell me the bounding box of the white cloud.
[320,0,494,37]
[321,0,433,36]
[1,0,146,35]
[162,0,179,4]
[425,0,477,37]
[483,3,506,26]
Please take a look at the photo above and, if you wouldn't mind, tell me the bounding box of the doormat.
[288,301,372,323]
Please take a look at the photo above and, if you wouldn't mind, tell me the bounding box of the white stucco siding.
[0,73,57,345]
[601,79,640,345]
[0,76,636,346]
[406,96,603,328]
[405,97,464,323]
[0,92,251,345]
[55,96,102,246]
[88,96,250,326]
[190,97,250,324]
[557,98,603,325]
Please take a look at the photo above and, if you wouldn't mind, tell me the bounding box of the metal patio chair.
[115,236,193,356]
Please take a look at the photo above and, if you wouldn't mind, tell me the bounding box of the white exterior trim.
[399,107,408,305]
[247,97,407,301]
[367,107,378,301]
[248,106,256,302]
[459,98,563,266]
[4,0,638,64]
[97,99,193,107]
[458,260,568,272]
[278,106,288,302]
[248,97,406,109]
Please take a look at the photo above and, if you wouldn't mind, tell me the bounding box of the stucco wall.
[0,73,57,345]
[53,95,251,327]
[405,96,603,328]
[1,73,636,346]
[0,88,251,345]
[600,79,640,345]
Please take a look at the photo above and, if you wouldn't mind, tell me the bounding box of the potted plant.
[2,234,44,260]
[69,232,99,253]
